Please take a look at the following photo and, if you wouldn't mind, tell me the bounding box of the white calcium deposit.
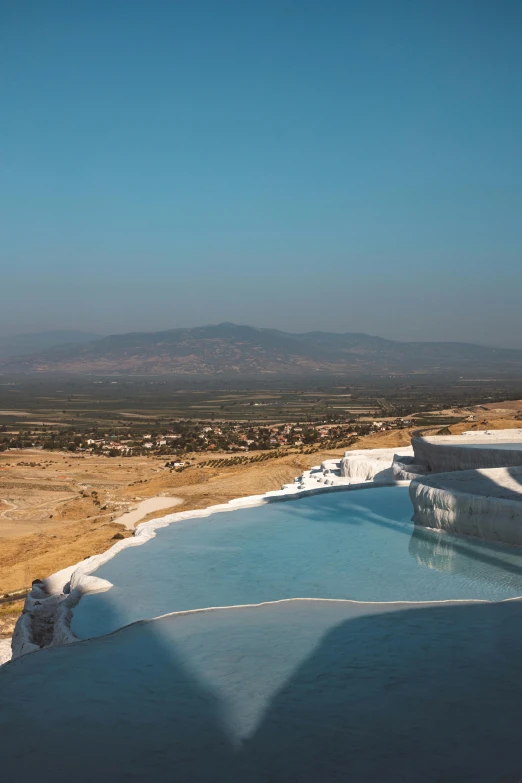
[412,434,522,474]
[340,447,414,482]
[291,447,415,488]
[282,448,414,491]
[410,466,522,546]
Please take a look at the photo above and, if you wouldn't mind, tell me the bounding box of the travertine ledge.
[410,467,522,546]
[412,434,522,474]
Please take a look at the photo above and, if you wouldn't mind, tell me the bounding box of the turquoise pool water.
[71,486,522,640]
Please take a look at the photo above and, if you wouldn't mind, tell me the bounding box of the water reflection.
[409,524,522,592]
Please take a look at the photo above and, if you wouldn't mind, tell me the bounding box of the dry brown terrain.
[1,398,521,637]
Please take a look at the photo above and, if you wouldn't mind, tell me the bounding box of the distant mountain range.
[1,323,522,376]
[0,330,102,360]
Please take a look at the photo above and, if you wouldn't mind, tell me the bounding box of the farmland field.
[1,373,522,432]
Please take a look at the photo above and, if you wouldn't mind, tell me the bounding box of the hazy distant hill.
[2,322,522,376]
[0,330,102,359]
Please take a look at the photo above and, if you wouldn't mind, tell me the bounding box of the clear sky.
[2,0,522,346]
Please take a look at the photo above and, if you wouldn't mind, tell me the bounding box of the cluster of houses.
[0,416,408,458]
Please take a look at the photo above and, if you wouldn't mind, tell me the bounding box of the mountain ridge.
[2,323,521,376]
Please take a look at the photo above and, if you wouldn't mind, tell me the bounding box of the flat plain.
[2,373,522,431]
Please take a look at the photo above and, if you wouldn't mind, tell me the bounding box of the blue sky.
[2,0,522,345]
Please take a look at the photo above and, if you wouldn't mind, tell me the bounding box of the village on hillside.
[0,417,415,458]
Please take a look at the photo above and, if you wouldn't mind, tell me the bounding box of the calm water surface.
[71,486,522,639]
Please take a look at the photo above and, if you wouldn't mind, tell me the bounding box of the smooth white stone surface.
[341,447,414,482]
[412,434,522,474]
[410,466,522,545]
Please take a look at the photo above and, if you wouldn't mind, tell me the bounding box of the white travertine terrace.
[340,447,414,482]
[391,455,427,481]
[411,433,522,474]
[310,433,522,547]
[406,431,522,544]
[410,467,522,546]
[281,448,414,492]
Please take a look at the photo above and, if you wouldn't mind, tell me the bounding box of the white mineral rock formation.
[410,466,522,546]
[412,434,522,474]
[341,447,414,483]
[391,455,427,481]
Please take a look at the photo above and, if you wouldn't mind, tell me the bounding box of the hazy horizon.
[2,1,522,347]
